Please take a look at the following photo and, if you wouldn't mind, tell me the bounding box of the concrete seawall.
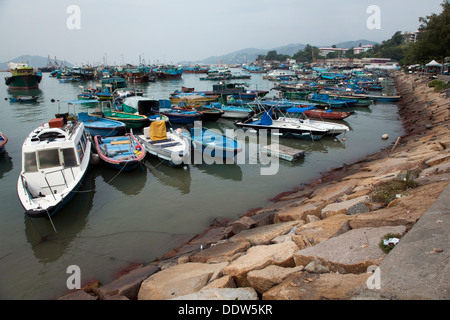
[59,72,450,300]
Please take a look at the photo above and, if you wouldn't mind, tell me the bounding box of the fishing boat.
[8,96,38,103]
[194,106,224,122]
[263,69,297,81]
[0,131,8,154]
[78,112,127,137]
[301,107,355,120]
[363,94,401,102]
[94,133,146,171]
[169,93,220,106]
[202,102,253,119]
[17,117,91,218]
[322,92,373,107]
[309,93,356,108]
[99,76,127,90]
[77,92,96,100]
[60,100,127,137]
[95,91,113,101]
[136,121,190,167]
[123,68,150,83]
[282,108,350,137]
[182,65,210,74]
[160,108,203,124]
[183,125,242,160]
[4,62,42,90]
[153,66,183,79]
[118,97,170,123]
[90,108,150,130]
[234,109,329,140]
[327,92,400,102]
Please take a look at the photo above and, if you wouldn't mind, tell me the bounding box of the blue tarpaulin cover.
[260,109,273,125]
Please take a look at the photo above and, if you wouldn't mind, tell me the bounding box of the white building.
[319,47,348,57]
[353,45,375,55]
[403,31,420,43]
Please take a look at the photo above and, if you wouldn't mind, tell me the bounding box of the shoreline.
[59,72,450,300]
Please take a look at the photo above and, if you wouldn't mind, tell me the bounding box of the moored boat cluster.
[57,72,450,300]
[6,62,403,220]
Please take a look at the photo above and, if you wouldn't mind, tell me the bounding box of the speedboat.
[234,109,330,140]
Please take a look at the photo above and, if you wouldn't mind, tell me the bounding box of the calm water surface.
[0,70,404,299]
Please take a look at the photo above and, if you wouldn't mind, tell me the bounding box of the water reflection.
[7,88,43,99]
[143,157,191,194]
[194,162,243,182]
[97,163,147,196]
[24,168,95,262]
[278,135,346,154]
[0,151,13,178]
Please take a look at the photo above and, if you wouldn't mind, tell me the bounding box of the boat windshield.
[62,148,78,167]
[24,152,38,173]
[37,149,61,169]
[24,147,78,172]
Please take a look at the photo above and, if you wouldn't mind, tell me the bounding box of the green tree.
[403,0,449,65]
[293,44,322,63]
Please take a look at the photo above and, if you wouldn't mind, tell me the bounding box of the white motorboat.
[17,117,91,218]
[136,120,191,167]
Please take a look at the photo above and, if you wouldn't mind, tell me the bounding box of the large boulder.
[189,241,251,264]
[223,241,299,287]
[262,272,370,300]
[292,214,354,249]
[229,221,301,245]
[274,201,326,223]
[95,264,159,300]
[294,226,407,274]
[247,265,304,294]
[137,262,228,300]
[307,179,360,204]
[320,195,370,218]
[171,287,258,300]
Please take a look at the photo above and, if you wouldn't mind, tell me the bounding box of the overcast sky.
[0,0,445,65]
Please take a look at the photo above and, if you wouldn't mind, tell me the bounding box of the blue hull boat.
[184,126,242,160]
[160,108,202,124]
[310,94,356,108]
[9,96,38,103]
[203,103,252,119]
[77,112,126,137]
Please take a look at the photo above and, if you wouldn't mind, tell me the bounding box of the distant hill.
[333,39,379,49]
[179,40,378,65]
[181,48,268,65]
[0,55,72,70]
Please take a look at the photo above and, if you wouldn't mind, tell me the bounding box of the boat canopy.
[260,109,273,126]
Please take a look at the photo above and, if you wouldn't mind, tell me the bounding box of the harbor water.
[0,70,404,299]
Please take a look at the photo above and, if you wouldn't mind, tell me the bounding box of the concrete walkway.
[355,181,450,299]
